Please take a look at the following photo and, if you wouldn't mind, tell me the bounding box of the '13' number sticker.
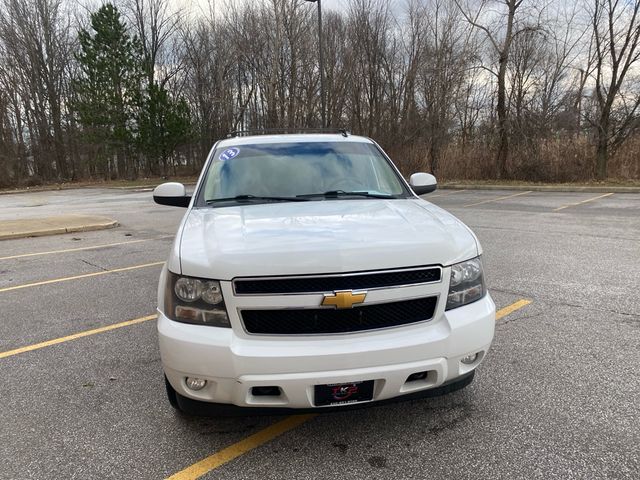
[219,148,240,161]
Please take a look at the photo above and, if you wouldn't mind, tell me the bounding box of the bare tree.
[126,0,181,88]
[455,0,542,178]
[0,0,74,181]
[415,0,476,174]
[589,0,640,179]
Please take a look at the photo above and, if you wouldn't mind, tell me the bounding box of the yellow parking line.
[0,261,164,294]
[429,189,468,198]
[496,299,531,320]
[0,236,173,261]
[463,191,532,208]
[0,314,157,359]
[553,192,613,212]
[167,415,316,480]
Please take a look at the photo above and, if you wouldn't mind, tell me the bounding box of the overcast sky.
[319,0,345,11]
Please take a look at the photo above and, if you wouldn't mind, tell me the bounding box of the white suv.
[153,132,495,414]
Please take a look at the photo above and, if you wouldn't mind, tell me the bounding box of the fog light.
[186,377,207,391]
[461,353,479,365]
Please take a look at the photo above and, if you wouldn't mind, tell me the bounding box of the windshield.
[197,141,409,205]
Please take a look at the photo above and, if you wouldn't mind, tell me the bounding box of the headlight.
[446,257,486,310]
[165,272,230,327]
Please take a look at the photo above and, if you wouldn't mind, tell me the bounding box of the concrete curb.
[0,215,119,240]
[439,184,640,193]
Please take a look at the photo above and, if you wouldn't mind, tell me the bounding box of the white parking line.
[463,191,532,208]
[553,193,614,212]
[0,236,172,261]
[0,262,164,293]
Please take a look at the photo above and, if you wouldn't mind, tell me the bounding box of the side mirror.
[409,173,437,195]
[153,182,191,208]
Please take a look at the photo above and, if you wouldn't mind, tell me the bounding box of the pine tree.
[74,3,143,179]
[138,83,192,176]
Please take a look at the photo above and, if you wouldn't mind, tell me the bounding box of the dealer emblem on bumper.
[322,290,367,309]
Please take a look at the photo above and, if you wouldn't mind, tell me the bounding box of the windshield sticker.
[219,148,240,161]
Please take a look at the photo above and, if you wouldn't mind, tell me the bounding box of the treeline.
[1,0,639,188]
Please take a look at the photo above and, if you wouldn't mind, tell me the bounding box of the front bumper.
[159,293,495,410]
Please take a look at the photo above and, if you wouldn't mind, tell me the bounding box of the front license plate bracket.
[314,380,375,406]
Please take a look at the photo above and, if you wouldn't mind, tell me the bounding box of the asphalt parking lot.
[0,187,638,479]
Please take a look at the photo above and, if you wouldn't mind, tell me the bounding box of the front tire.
[165,376,181,411]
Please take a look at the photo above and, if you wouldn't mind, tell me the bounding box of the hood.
[178,199,479,279]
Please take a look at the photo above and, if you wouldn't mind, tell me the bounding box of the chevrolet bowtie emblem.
[322,290,367,309]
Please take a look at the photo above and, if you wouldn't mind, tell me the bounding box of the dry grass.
[391,135,640,183]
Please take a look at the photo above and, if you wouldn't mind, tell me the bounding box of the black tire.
[165,376,181,411]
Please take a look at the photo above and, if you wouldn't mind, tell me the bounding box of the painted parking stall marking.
[463,191,532,208]
[0,261,164,294]
[0,314,157,360]
[428,189,468,198]
[553,192,614,211]
[495,299,531,320]
[0,235,172,261]
[166,415,316,480]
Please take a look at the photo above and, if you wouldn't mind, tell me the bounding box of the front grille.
[234,267,441,295]
[241,296,437,335]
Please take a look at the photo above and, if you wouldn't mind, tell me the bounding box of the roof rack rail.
[227,127,350,138]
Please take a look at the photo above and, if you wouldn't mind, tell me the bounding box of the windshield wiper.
[206,195,309,204]
[297,190,399,199]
